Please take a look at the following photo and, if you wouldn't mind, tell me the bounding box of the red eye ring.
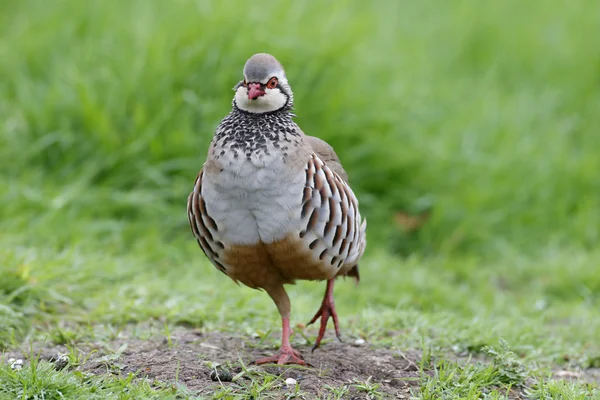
[266,77,278,89]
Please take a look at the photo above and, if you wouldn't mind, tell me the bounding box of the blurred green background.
[1,0,599,255]
[1,0,599,369]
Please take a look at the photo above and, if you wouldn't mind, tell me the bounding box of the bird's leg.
[255,285,306,365]
[254,316,305,365]
[307,278,341,351]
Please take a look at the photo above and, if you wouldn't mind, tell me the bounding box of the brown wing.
[304,136,363,281]
[305,136,349,182]
[187,168,227,274]
[300,153,366,282]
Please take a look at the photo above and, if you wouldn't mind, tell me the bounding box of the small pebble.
[209,368,233,382]
[54,355,69,371]
[162,336,176,345]
[10,359,23,371]
[285,377,297,386]
[354,338,366,346]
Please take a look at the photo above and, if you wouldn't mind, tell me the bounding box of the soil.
[5,329,422,398]
[4,329,599,399]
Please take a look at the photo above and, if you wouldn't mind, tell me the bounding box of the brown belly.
[222,234,338,290]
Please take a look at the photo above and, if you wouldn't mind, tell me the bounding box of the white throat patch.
[234,86,289,114]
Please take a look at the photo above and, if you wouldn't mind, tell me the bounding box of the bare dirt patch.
[5,329,422,398]
[5,329,598,398]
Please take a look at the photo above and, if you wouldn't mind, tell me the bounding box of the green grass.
[0,354,187,400]
[1,0,599,398]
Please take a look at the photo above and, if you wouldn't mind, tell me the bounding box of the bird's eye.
[242,79,247,87]
[266,77,278,89]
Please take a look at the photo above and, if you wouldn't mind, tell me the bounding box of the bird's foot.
[254,345,306,365]
[307,281,341,351]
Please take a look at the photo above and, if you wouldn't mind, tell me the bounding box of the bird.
[187,53,366,365]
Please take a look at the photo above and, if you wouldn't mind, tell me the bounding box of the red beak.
[247,83,265,100]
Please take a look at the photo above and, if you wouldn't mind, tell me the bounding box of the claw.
[307,279,341,351]
[254,346,307,365]
[255,315,308,366]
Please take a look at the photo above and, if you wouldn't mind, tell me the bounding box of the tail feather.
[346,264,360,284]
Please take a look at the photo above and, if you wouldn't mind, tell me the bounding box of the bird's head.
[233,53,293,114]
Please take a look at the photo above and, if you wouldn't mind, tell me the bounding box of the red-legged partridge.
[187,53,367,365]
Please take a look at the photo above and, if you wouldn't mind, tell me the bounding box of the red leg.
[254,317,306,365]
[307,279,341,351]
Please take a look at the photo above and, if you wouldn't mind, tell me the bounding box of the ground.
[5,330,421,398]
[3,327,600,399]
